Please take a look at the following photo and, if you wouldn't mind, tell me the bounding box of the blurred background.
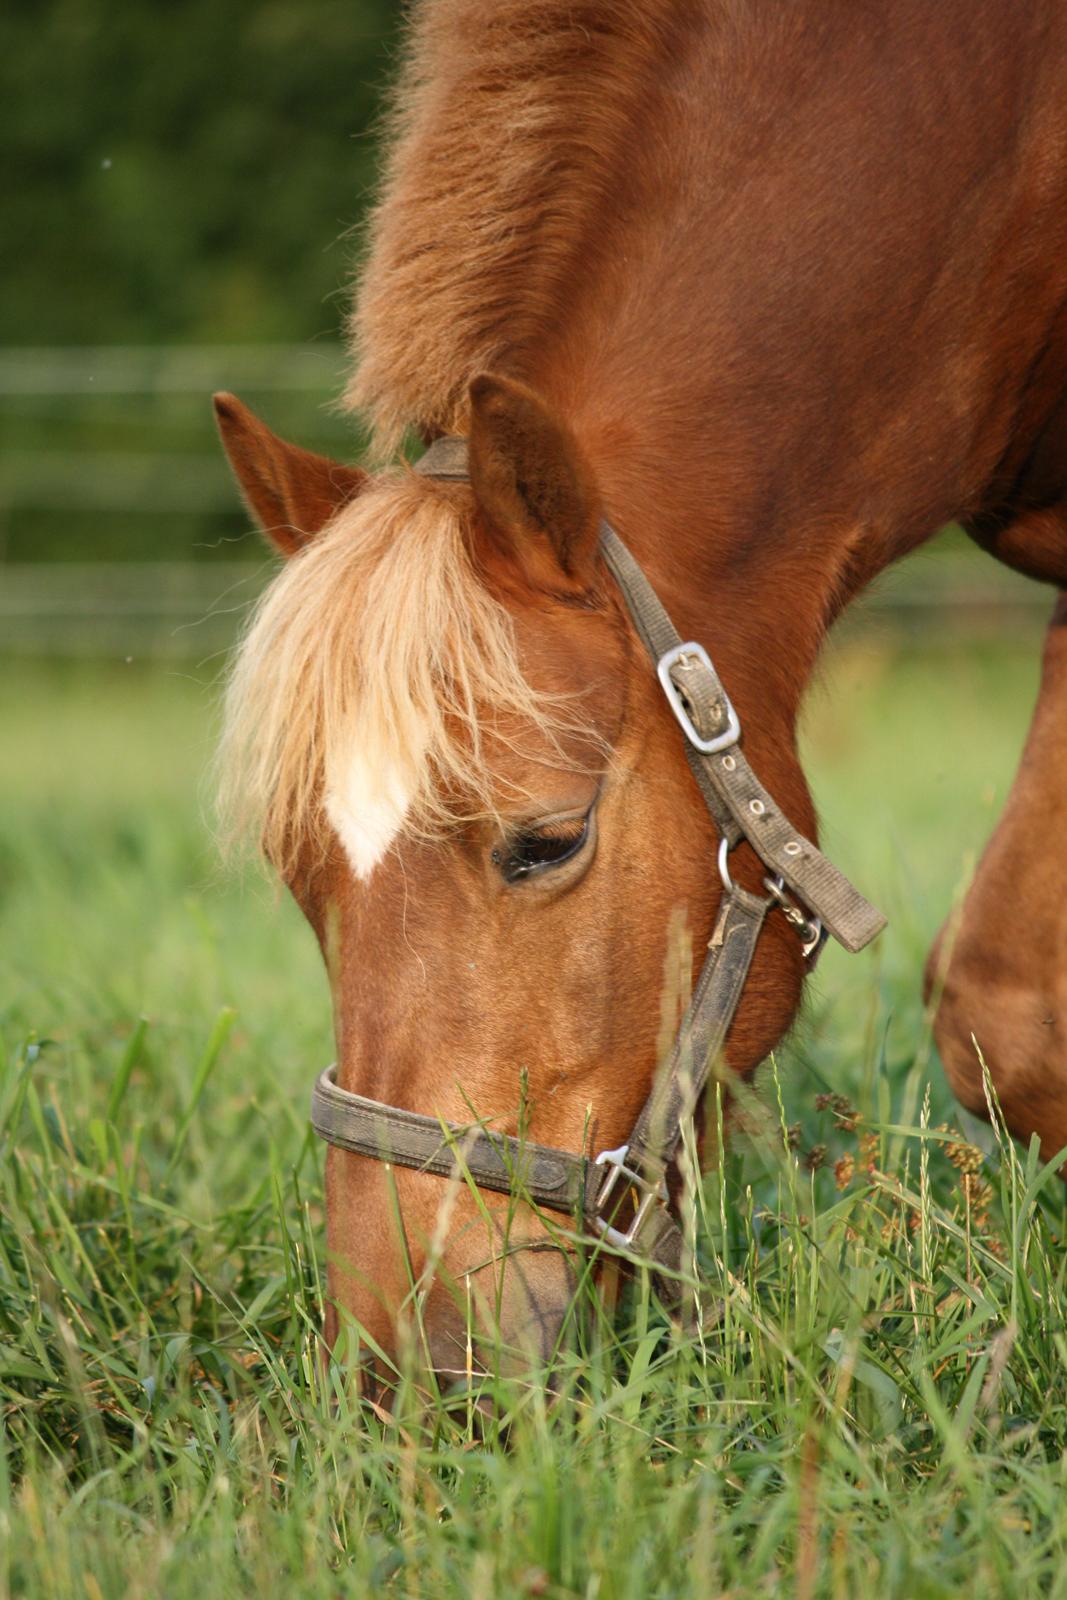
[0,0,1057,1129]
[1,0,399,656]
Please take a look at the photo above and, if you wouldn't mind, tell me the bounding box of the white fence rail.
[0,562,269,659]
[0,345,1055,657]
[0,344,346,397]
[1,560,1052,660]
[0,344,341,655]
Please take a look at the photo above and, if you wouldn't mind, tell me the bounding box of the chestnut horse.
[216,0,1067,1379]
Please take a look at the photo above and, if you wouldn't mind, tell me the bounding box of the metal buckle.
[591,1144,669,1252]
[656,641,741,755]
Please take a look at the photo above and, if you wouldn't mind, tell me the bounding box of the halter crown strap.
[412,435,470,480]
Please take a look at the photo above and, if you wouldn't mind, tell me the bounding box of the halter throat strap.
[309,435,886,1297]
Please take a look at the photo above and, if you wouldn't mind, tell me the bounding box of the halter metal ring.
[718,836,735,893]
[656,642,741,754]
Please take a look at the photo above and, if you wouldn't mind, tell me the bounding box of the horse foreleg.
[927,591,1067,1163]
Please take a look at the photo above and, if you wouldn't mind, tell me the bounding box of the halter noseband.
[310,436,885,1299]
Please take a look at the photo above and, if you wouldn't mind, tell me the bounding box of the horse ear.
[213,392,367,558]
[466,373,601,587]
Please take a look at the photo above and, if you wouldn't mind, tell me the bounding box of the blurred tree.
[0,0,400,344]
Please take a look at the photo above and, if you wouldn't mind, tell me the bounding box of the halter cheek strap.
[598,525,885,954]
[309,436,886,1303]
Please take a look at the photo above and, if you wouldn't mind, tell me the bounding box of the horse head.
[215,374,815,1385]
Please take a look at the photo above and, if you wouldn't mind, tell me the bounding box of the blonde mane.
[223,2,677,868]
[221,476,577,874]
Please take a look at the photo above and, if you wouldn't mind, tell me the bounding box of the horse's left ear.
[213,391,367,558]
[467,373,601,588]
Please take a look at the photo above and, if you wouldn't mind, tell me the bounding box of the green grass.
[3,625,1067,1600]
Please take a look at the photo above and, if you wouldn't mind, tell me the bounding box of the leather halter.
[310,436,886,1298]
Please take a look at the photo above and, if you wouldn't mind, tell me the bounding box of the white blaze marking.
[326,737,417,880]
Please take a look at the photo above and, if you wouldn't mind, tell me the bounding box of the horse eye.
[494,816,589,884]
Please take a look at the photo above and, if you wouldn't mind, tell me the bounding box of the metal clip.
[591,1143,669,1252]
[763,875,825,963]
[656,642,741,755]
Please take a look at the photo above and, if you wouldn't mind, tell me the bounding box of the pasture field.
[3,612,1067,1600]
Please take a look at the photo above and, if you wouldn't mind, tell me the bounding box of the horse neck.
[370,0,1064,724]
[586,426,880,749]
[534,305,932,742]
[515,0,1065,731]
